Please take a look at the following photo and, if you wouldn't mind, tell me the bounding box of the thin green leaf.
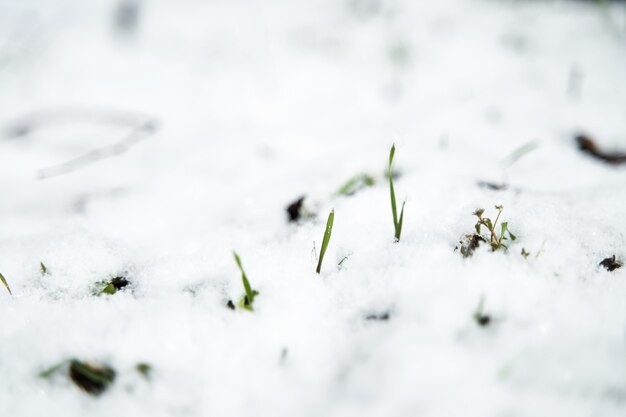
[233,251,257,309]
[40,262,47,275]
[39,361,68,378]
[0,272,12,296]
[389,144,401,241]
[99,283,116,295]
[473,295,485,321]
[336,174,375,196]
[395,200,405,242]
[316,210,334,274]
[499,222,508,245]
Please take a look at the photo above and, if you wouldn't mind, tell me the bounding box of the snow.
[1,0,626,416]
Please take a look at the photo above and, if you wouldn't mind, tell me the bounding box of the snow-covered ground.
[1,0,626,416]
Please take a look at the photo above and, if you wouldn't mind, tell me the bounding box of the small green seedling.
[40,359,116,396]
[473,296,491,326]
[316,210,334,274]
[233,251,259,311]
[135,362,152,379]
[40,262,48,275]
[0,272,12,296]
[388,144,405,242]
[335,173,375,196]
[94,276,130,295]
[460,205,516,257]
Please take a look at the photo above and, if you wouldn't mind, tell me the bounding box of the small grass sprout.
[233,251,259,311]
[40,262,48,275]
[388,144,405,242]
[94,276,130,295]
[40,359,116,396]
[0,272,12,296]
[473,295,491,327]
[316,209,334,274]
[135,362,152,379]
[336,173,375,196]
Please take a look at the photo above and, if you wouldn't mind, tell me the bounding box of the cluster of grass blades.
[459,205,516,257]
[389,144,406,242]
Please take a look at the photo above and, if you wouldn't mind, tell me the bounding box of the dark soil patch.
[365,311,391,321]
[600,255,623,272]
[458,234,486,258]
[69,360,115,396]
[286,196,305,222]
[477,181,508,191]
[576,134,626,165]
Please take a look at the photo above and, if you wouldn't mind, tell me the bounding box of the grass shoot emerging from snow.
[233,251,259,311]
[39,359,116,396]
[473,295,491,326]
[388,144,406,242]
[0,272,12,296]
[316,209,334,274]
[94,276,130,296]
[335,173,375,196]
[459,205,516,257]
[135,362,152,379]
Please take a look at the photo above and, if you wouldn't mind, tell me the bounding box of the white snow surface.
[1,0,626,416]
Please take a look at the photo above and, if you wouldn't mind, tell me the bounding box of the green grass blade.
[316,210,334,274]
[336,174,375,196]
[233,251,255,306]
[40,262,47,274]
[337,176,360,196]
[389,145,398,235]
[0,272,12,296]
[396,201,405,241]
[39,361,68,378]
[473,295,485,321]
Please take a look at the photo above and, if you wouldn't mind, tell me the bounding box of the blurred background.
[1,0,625,254]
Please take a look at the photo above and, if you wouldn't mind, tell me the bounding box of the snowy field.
[1,0,626,416]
